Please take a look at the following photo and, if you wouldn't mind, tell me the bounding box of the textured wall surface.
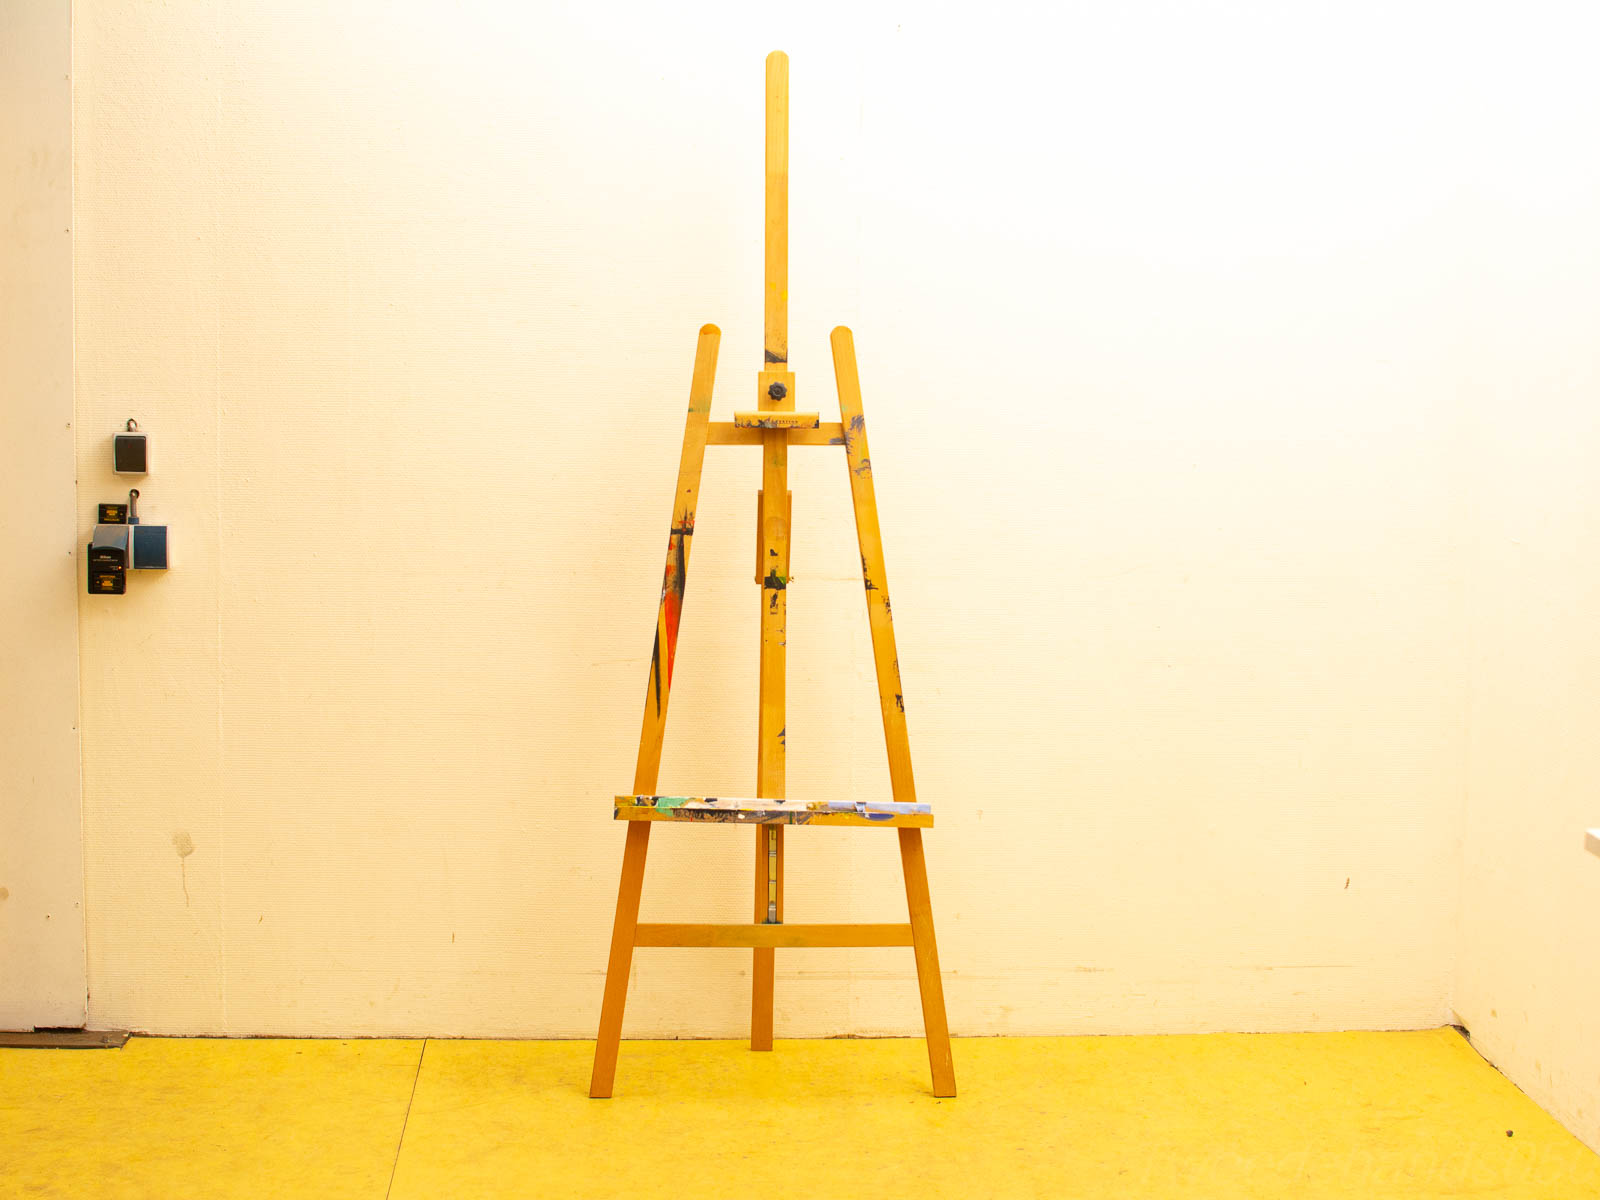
[72,1,1505,1040]
[1,0,85,1029]
[1452,47,1600,1150]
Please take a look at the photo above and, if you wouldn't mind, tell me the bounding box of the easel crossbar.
[707,422,845,446]
[636,923,913,948]
[733,410,821,429]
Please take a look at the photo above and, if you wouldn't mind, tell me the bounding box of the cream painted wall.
[70,0,1515,1041]
[1451,20,1600,1150]
[1,0,86,1029]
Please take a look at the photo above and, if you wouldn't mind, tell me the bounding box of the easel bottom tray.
[614,795,933,828]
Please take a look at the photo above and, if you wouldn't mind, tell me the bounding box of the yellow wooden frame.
[589,52,955,1100]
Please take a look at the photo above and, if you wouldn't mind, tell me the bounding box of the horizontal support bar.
[707,422,844,446]
[733,410,820,429]
[618,806,930,827]
[634,923,914,948]
[616,794,933,828]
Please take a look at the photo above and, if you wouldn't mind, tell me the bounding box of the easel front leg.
[833,325,955,1095]
[590,822,651,1098]
[899,827,956,1097]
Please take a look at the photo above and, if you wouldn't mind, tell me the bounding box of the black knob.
[768,382,787,400]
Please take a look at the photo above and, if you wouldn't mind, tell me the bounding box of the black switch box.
[113,431,148,474]
[88,565,126,594]
[87,524,130,594]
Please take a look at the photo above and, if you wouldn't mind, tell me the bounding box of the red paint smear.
[663,588,682,685]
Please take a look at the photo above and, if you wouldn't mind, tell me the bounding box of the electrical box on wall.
[87,524,129,594]
[113,420,147,474]
[132,524,168,570]
[88,421,169,595]
[87,497,169,593]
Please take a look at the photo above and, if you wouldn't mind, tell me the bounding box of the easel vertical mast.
[752,49,794,1052]
[764,51,788,368]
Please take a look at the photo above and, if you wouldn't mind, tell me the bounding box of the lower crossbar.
[634,923,913,948]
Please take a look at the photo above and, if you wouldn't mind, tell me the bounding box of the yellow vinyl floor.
[3,1029,1598,1198]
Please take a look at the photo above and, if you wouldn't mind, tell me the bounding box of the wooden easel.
[589,51,955,1099]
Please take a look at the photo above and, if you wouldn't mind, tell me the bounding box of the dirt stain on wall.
[172,832,195,907]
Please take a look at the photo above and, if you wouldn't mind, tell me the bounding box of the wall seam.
[67,0,90,1032]
[213,0,228,1034]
